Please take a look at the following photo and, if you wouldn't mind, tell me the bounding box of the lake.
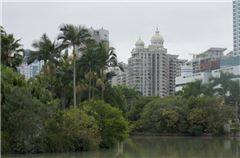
[3,136,240,158]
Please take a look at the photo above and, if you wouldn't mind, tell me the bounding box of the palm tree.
[58,24,91,108]
[96,42,123,99]
[1,26,23,70]
[55,50,73,108]
[28,33,62,65]
[210,73,240,119]
[79,40,99,100]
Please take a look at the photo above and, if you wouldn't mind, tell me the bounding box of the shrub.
[189,125,204,136]
[45,108,100,152]
[82,100,128,148]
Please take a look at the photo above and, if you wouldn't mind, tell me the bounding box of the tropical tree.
[58,24,91,108]
[82,100,128,148]
[181,80,214,98]
[96,42,123,99]
[78,40,99,100]
[28,33,63,65]
[181,73,240,120]
[54,51,73,108]
[1,26,23,70]
[210,73,240,119]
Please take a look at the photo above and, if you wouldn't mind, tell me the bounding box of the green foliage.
[45,109,100,152]
[130,95,235,136]
[28,33,63,65]
[1,66,129,153]
[127,97,155,122]
[189,125,204,136]
[82,100,128,148]
[104,85,142,117]
[1,27,23,70]
[1,131,11,153]
[180,74,240,119]
[140,97,184,133]
[1,66,55,153]
[1,24,132,154]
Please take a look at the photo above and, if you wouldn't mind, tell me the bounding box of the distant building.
[233,0,240,55]
[196,47,225,60]
[179,61,193,77]
[18,49,44,80]
[212,65,240,78]
[220,55,240,68]
[128,28,180,96]
[111,62,128,86]
[176,59,188,77]
[175,47,240,92]
[88,27,109,43]
[192,48,226,73]
[175,72,212,92]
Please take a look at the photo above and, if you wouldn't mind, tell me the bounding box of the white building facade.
[18,49,44,80]
[128,28,179,96]
[233,0,240,55]
[88,27,109,43]
[18,61,44,79]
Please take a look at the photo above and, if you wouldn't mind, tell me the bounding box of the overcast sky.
[2,1,233,63]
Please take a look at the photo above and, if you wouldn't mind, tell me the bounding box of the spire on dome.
[135,36,145,49]
[156,27,159,34]
[151,27,164,47]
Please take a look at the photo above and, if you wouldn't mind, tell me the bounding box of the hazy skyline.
[3,1,232,62]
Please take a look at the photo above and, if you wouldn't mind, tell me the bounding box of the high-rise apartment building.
[128,28,179,96]
[233,0,240,55]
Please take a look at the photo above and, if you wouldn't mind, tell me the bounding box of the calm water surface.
[3,136,240,158]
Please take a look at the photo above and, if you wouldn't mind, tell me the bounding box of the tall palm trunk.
[92,76,95,99]
[63,86,66,109]
[235,101,239,120]
[73,46,76,108]
[101,84,104,100]
[101,69,105,100]
[88,68,92,101]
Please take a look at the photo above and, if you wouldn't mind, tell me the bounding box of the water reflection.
[3,136,240,158]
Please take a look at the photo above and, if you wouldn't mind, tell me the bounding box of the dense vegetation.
[1,25,129,154]
[1,24,240,154]
[128,77,240,136]
[1,65,129,153]
[128,96,235,136]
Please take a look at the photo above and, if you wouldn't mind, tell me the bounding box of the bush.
[127,97,155,122]
[82,100,128,148]
[45,108,100,152]
[130,95,235,136]
[140,97,184,133]
[1,131,11,154]
[189,125,204,136]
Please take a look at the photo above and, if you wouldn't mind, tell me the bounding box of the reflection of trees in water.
[123,136,240,158]
[2,137,240,158]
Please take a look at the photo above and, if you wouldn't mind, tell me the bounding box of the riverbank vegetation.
[1,25,240,154]
[127,75,240,136]
[1,25,129,154]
